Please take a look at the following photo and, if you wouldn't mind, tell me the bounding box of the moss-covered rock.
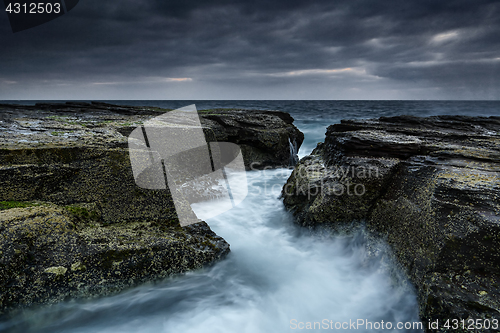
[282,115,500,331]
[0,147,181,225]
[0,205,229,315]
[0,102,303,314]
[0,102,303,170]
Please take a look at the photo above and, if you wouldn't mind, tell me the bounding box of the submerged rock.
[0,102,303,315]
[282,115,500,330]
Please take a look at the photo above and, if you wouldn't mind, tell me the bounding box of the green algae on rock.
[0,205,229,314]
[0,102,303,315]
[282,115,500,331]
[0,102,303,170]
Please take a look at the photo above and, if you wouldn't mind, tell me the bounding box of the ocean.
[1,101,498,333]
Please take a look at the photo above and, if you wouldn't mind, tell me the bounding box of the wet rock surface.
[0,102,303,315]
[282,115,500,331]
[0,101,303,169]
[0,206,228,316]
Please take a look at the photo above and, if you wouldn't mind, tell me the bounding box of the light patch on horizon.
[471,57,500,63]
[92,81,128,85]
[406,60,445,67]
[267,68,362,77]
[364,38,393,49]
[431,31,459,43]
[159,78,193,82]
[91,77,193,85]
[407,56,500,67]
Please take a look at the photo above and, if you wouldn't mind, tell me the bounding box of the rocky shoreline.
[0,102,303,315]
[282,115,500,331]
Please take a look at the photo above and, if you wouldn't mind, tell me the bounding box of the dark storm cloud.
[0,0,499,99]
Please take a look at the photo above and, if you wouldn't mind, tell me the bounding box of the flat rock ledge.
[0,101,304,170]
[282,115,500,332]
[0,102,303,315]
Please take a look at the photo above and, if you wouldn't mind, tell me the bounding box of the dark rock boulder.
[282,115,500,331]
[199,109,303,169]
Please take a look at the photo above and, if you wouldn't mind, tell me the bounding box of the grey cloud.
[0,0,499,99]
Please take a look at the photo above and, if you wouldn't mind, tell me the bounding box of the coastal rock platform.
[0,102,303,314]
[282,115,500,330]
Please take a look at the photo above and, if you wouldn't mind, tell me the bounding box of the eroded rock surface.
[282,115,500,331]
[0,101,303,170]
[0,102,303,314]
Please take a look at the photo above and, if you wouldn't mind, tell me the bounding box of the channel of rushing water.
[2,100,464,332]
[1,167,422,333]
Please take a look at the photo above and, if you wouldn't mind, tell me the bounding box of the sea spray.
[288,137,299,166]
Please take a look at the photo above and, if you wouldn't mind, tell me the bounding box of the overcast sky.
[1,0,500,100]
